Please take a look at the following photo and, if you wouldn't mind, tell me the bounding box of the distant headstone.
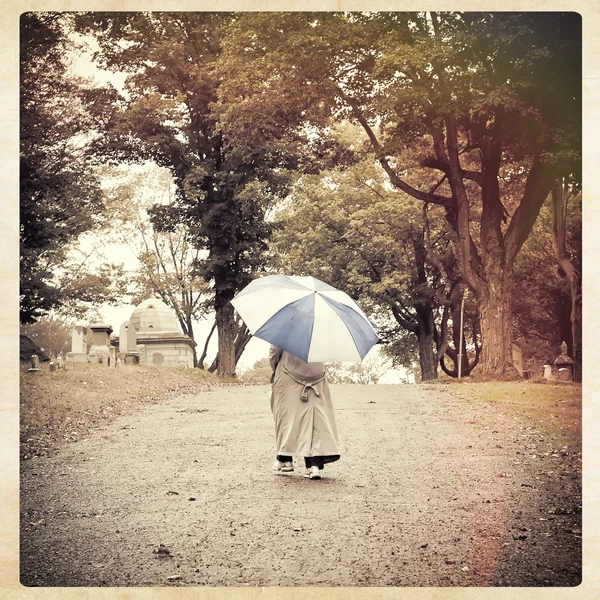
[27,354,40,372]
[49,362,56,372]
[512,343,524,377]
[127,324,137,351]
[553,341,573,382]
[56,354,64,369]
[66,325,89,362]
[119,322,129,355]
[557,368,572,382]
[87,323,113,364]
[109,346,116,367]
[123,321,140,365]
[543,364,553,380]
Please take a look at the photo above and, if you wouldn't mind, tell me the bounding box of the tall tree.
[76,12,339,376]
[20,12,119,323]
[230,11,581,376]
[551,179,582,380]
[272,158,455,380]
[100,164,213,367]
[512,190,581,376]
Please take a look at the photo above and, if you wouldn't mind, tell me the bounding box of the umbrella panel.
[231,287,311,333]
[254,293,316,361]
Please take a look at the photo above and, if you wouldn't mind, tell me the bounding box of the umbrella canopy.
[231,275,379,363]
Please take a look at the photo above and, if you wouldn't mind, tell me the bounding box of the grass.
[20,361,226,460]
[421,379,582,449]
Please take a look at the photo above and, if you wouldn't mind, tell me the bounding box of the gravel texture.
[20,382,581,588]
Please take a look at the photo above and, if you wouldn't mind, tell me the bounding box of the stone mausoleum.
[122,298,196,367]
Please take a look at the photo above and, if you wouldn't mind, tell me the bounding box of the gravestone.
[553,341,573,382]
[121,320,140,365]
[119,322,129,355]
[543,364,553,380]
[557,368,572,382]
[66,325,89,362]
[511,343,524,378]
[87,323,113,364]
[109,346,116,367]
[56,353,64,369]
[27,354,40,372]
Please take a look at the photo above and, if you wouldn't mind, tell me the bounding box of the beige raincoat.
[269,345,340,459]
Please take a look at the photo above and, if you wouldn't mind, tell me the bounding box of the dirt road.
[20,382,581,587]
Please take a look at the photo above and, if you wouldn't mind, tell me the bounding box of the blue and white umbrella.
[231,275,379,363]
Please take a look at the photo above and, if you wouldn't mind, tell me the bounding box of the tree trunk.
[551,180,582,381]
[197,320,217,370]
[416,305,438,381]
[478,273,513,376]
[234,325,252,365]
[214,300,237,378]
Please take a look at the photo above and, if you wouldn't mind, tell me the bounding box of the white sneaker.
[273,460,294,473]
[304,466,321,480]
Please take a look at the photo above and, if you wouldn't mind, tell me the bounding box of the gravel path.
[20,383,581,587]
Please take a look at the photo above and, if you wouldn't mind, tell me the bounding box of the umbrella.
[230,275,379,363]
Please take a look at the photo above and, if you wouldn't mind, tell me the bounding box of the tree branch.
[338,89,455,208]
[505,155,556,267]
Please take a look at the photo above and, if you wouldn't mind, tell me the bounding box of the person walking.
[269,344,340,480]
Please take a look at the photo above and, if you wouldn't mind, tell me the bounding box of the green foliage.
[512,192,581,368]
[239,356,272,385]
[20,313,73,358]
[272,156,455,376]
[231,11,581,375]
[74,12,360,374]
[20,13,120,323]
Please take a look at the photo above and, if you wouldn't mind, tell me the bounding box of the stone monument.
[511,343,523,378]
[124,298,195,367]
[66,325,89,362]
[27,354,40,372]
[87,323,113,364]
[554,341,574,382]
[119,320,140,364]
[109,346,117,367]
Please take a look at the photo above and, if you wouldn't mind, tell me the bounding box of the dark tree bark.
[551,179,582,380]
[198,321,217,369]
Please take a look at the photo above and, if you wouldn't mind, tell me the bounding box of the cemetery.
[15,9,585,593]
[60,298,196,369]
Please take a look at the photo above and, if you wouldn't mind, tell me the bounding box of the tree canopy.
[20,12,121,323]
[225,11,581,375]
[22,11,581,379]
